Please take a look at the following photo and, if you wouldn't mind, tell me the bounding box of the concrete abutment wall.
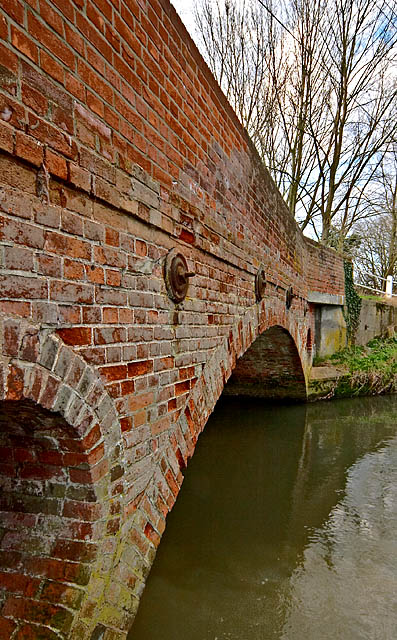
[0,0,345,636]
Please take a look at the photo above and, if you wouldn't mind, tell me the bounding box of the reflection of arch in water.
[224,325,307,402]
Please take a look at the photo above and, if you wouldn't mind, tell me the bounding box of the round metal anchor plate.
[164,249,195,303]
[286,286,293,310]
[255,266,267,301]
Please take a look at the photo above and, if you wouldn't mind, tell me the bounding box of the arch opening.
[223,325,307,402]
[0,398,100,639]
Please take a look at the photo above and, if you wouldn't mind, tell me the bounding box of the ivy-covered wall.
[343,261,362,345]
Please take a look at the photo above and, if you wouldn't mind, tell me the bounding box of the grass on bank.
[328,336,397,396]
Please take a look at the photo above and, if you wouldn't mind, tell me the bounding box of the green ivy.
[343,260,362,345]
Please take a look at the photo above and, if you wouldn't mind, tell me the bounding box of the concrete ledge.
[308,292,345,306]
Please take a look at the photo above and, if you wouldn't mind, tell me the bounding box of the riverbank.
[309,336,397,401]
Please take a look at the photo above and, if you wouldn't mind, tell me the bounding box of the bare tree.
[194,0,397,245]
[354,150,397,289]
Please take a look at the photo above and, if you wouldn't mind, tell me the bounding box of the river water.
[128,395,397,640]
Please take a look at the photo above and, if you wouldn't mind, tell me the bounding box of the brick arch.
[119,299,311,637]
[0,314,123,640]
[224,325,307,400]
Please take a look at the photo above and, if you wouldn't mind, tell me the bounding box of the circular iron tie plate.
[255,266,267,301]
[164,249,195,303]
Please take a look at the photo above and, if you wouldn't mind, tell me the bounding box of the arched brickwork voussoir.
[119,298,310,637]
[0,314,125,640]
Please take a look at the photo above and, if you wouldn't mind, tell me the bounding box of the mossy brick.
[3,493,62,515]
[66,486,95,507]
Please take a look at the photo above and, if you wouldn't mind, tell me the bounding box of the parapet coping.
[308,292,345,306]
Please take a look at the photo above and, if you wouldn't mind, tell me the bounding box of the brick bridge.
[0,0,345,637]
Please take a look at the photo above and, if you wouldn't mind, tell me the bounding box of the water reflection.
[128,395,397,640]
[281,433,397,640]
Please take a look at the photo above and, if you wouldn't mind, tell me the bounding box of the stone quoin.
[0,0,345,637]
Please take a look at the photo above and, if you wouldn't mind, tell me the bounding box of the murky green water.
[128,395,397,640]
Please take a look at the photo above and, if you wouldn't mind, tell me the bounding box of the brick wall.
[224,326,307,400]
[0,0,345,637]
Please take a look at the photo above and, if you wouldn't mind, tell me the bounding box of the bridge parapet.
[0,0,344,636]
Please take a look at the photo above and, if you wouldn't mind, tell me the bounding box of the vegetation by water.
[312,336,397,399]
[331,336,397,396]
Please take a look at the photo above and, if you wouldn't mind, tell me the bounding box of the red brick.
[22,83,49,116]
[99,364,128,382]
[0,300,31,317]
[11,26,39,62]
[65,73,85,101]
[21,61,72,110]
[2,0,24,25]
[69,163,91,192]
[57,305,81,324]
[0,121,14,154]
[45,148,68,180]
[0,617,17,639]
[0,16,7,42]
[65,23,84,56]
[105,269,121,286]
[63,258,85,280]
[0,1,347,633]
[51,0,74,21]
[40,582,83,609]
[15,131,43,166]
[28,13,75,68]
[127,360,153,377]
[40,50,64,84]
[39,0,64,36]
[62,500,101,521]
[45,232,91,260]
[77,59,113,104]
[86,90,104,117]
[120,416,132,432]
[102,307,118,323]
[0,42,18,75]
[37,255,62,277]
[57,327,92,346]
[3,319,20,357]
[175,380,190,396]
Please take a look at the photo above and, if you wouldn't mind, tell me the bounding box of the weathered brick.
[0,216,45,248]
[50,281,94,304]
[0,120,14,153]
[45,232,91,260]
[0,274,47,299]
[0,0,347,636]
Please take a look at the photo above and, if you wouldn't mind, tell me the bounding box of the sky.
[171,0,201,39]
